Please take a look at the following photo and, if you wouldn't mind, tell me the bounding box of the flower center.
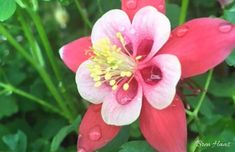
[87,33,139,91]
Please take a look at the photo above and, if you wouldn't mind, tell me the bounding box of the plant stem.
[17,11,45,66]
[0,82,66,118]
[194,70,213,114]
[17,11,74,115]
[25,8,77,117]
[232,96,235,105]
[187,70,214,124]
[179,0,189,25]
[185,109,194,116]
[74,0,92,29]
[97,0,103,15]
[0,24,73,122]
[26,8,62,82]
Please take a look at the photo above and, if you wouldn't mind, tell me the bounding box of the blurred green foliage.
[0,0,16,21]
[0,0,235,152]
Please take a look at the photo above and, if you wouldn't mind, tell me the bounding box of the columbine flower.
[60,0,235,151]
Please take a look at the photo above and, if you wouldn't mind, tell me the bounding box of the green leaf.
[208,74,235,97]
[224,4,235,23]
[3,118,34,140]
[88,0,121,21]
[99,126,130,152]
[166,3,181,28]
[41,118,67,140]
[6,66,26,85]
[187,95,215,118]
[193,0,217,7]
[0,124,11,150]
[97,0,120,12]
[130,120,141,138]
[30,138,50,152]
[211,97,235,116]
[188,137,200,152]
[59,0,73,6]
[15,0,26,8]
[225,49,235,67]
[119,141,155,152]
[0,96,18,119]
[50,115,81,152]
[0,0,17,21]
[2,130,27,152]
[198,118,235,152]
[191,72,235,99]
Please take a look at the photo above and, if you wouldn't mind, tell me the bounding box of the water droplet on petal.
[89,126,102,141]
[126,0,137,10]
[77,148,87,152]
[150,74,161,80]
[176,26,189,37]
[158,5,164,12]
[219,23,232,33]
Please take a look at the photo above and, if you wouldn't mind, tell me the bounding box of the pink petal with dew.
[140,96,187,152]
[121,0,166,20]
[140,54,181,109]
[78,104,120,152]
[91,9,131,46]
[59,37,91,72]
[101,79,143,126]
[75,60,111,104]
[131,6,170,62]
[159,18,235,78]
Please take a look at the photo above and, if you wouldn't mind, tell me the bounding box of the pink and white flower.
[76,6,181,125]
[60,0,235,151]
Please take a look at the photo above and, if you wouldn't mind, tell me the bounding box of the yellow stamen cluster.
[87,33,136,91]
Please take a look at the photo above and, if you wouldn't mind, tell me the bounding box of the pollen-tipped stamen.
[87,32,136,91]
[116,32,133,57]
[123,83,129,91]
